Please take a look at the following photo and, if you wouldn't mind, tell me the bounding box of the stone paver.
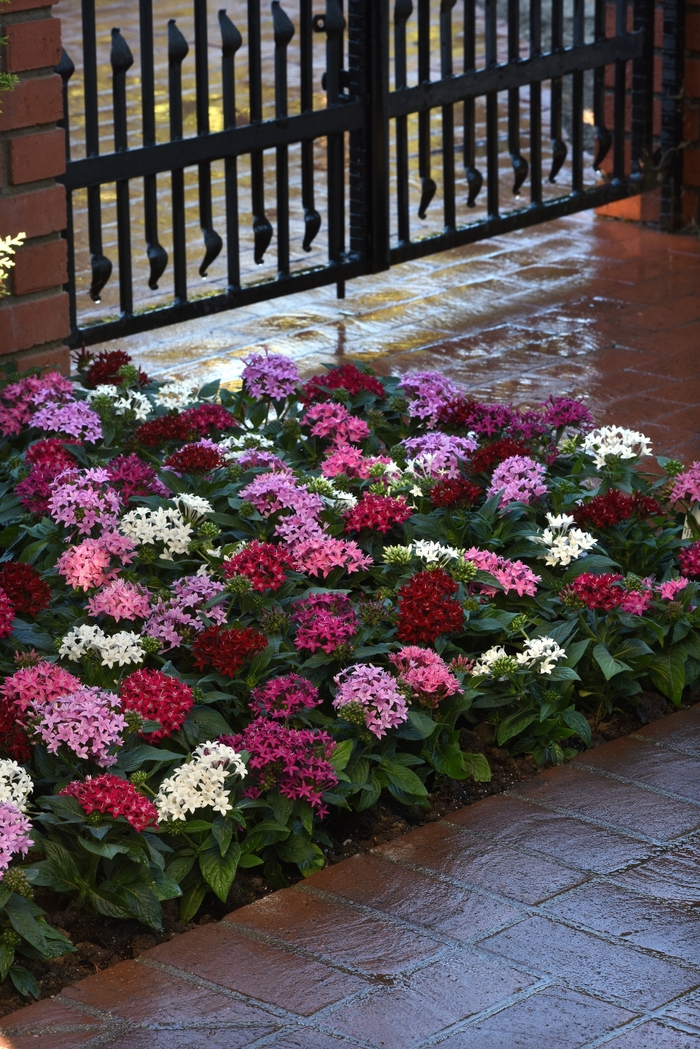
[4,705,700,1048]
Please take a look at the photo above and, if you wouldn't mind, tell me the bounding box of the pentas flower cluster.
[0,561,51,618]
[0,589,15,639]
[0,760,32,811]
[120,505,194,559]
[59,624,145,669]
[487,455,548,509]
[84,349,149,388]
[135,403,236,447]
[56,531,137,591]
[320,446,390,480]
[191,625,268,677]
[515,637,567,674]
[463,548,541,597]
[396,570,464,644]
[333,664,408,738]
[155,741,246,821]
[305,402,370,445]
[223,541,294,592]
[105,454,169,503]
[581,426,652,467]
[224,721,337,814]
[242,350,300,400]
[250,673,321,720]
[430,477,483,509]
[287,535,372,579]
[398,371,460,425]
[144,572,226,650]
[573,489,662,529]
[48,468,122,536]
[120,669,194,740]
[670,462,700,505]
[86,579,151,622]
[16,438,78,514]
[293,592,359,654]
[61,775,158,832]
[389,647,461,709]
[304,363,385,401]
[470,437,532,474]
[343,493,413,534]
[403,433,478,479]
[28,685,127,766]
[679,542,700,579]
[532,514,597,567]
[32,400,102,443]
[0,373,74,437]
[164,441,226,475]
[0,802,32,877]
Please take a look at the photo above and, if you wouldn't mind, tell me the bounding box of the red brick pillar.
[0,0,70,374]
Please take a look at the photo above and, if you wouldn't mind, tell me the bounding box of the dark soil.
[0,692,681,1018]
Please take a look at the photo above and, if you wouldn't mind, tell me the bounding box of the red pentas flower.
[191,625,268,677]
[470,438,531,475]
[396,569,464,644]
[430,477,482,509]
[86,350,149,388]
[25,438,77,472]
[221,719,337,815]
[565,572,625,611]
[0,562,50,618]
[679,541,700,579]
[343,493,413,534]
[0,588,15,639]
[164,444,225,474]
[304,363,385,402]
[182,404,237,435]
[223,541,294,592]
[0,697,31,762]
[136,404,237,448]
[573,490,662,530]
[60,774,158,832]
[120,669,195,740]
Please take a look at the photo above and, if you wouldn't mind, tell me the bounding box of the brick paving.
[4,705,700,1048]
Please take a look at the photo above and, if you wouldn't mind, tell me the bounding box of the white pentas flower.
[86,386,152,422]
[154,742,247,821]
[218,432,275,458]
[413,539,461,566]
[59,624,144,668]
[516,636,566,675]
[532,512,597,567]
[172,494,214,520]
[582,426,652,468]
[120,506,193,559]
[471,645,518,678]
[0,760,32,812]
[152,379,200,410]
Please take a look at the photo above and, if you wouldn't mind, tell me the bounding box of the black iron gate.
[57,0,667,349]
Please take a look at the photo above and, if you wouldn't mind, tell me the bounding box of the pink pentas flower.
[242,350,300,400]
[293,592,358,653]
[249,673,321,720]
[619,589,654,615]
[656,578,689,601]
[670,462,700,505]
[61,774,158,832]
[333,664,409,738]
[486,455,548,509]
[86,579,152,622]
[47,468,122,536]
[1,661,81,714]
[274,514,326,545]
[0,802,33,877]
[402,433,478,479]
[464,548,541,597]
[239,473,323,520]
[57,531,137,591]
[31,401,103,443]
[398,371,461,426]
[0,588,14,639]
[389,646,462,710]
[0,373,75,437]
[304,402,370,445]
[29,685,127,767]
[321,447,391,479]
[286,535,372,578]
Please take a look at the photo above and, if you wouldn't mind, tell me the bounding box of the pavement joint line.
[575,984,700,1048]
[574,760,700,809]
[52,993,118,1022]
[628,732,700,760]
[0,1020,107,1036]
[505,788,675,844]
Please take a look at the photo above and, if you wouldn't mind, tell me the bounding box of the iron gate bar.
[417,0,436,219]
[195,0,224,278]
[550,0,567,181]
[81,0,112,303]
[440,0,458,233]
[571,0,584,192]
[168,19,189,304]
[299,0,321,252]
[463,0,483,208]
[394,0,413,245]
[219,9,243,291]
[111,28,134,318]
[529,0,543,205]
[139,0,168,292]
[593,0,613,170]
[508,0,528,195]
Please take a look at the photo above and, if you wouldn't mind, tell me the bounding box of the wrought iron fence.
[56,0,663,348]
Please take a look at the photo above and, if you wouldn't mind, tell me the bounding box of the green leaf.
[395,710,438,740]
[211,817,233,858]
[649,649,687,706]
[238,853,264,868]
[0,942,14,979]
[5,896,48,953]
[118,885,163,931]
[78,837,131,860]
[431,741,467,780]
[165,853,196,885]
[497,711,539,746]
[9,619,54,653]
[593,643,632,681]
[186,707,233,742]
[561,708,592,747]
[462,752,492,782]
[328,738,354,773]
[180,882,207,923]
[276,833,325,875]
[199,844,240,902]
[380,761,428,797]
[9,964,39,998]
[198,379,221,400]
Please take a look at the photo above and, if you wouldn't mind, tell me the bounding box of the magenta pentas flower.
[321,447,391,479]
[304,402,370,446]
[242,350,300,400]
[486,455,548,509]
[293,592,358,653]
[679,542,700,579]
[540,396,592,431]
[0,802,33,877]
[143,571,225,650]
[47,468,122,536]
[464,547,540,597]
[106,454,169,503]
[333,664,409,738]
[239,473,324,520]
[0,588,14,639]
[398,371,461,426]
[0,373,74,437]
[402,433,478,479]
[1,661,81,715]
[31,400,102,443]
[56,531,137,591]
[86,579,151,622]
[389,647,462,710]
[250,673,321,720]
[29,685,126,767]
[221,720,337,815]
[670,462,700,505]
[287,535,372,578]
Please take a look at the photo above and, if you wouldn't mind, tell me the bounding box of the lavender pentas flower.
[47,468,122,536]
[333,664,409,738]
[486,455,548,509]
[0,802,33,877]
[397,371,461,427]
[402,432,478,479]
[28,686,127,767]
[144,571,226,650]
[31,400,103,443]
[242,351,300,400]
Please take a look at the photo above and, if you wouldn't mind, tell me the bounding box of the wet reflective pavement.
[4,705,700,1048]
[93,210,700,463]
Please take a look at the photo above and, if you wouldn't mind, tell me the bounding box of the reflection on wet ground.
[82,209,700,463]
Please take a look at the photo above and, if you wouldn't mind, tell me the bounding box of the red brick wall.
[0,0,70,375]
[597,0,700,229]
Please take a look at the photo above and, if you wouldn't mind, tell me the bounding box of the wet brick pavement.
[5,705,700,1048]
[100,210,700,464]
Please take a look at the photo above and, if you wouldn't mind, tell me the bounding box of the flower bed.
[0,350,697,1000]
